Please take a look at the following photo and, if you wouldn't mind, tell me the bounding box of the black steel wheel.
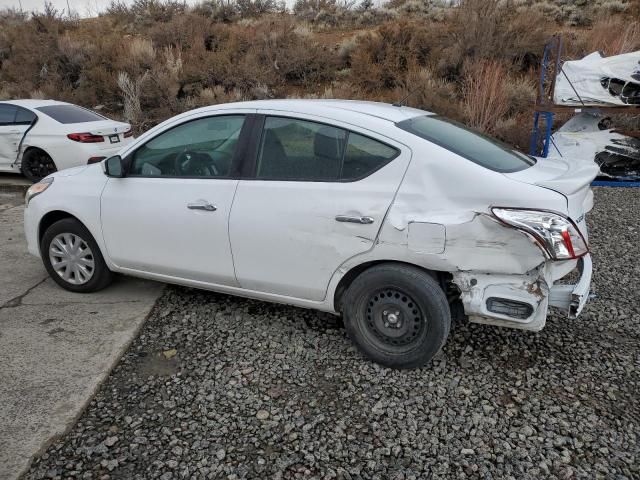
[21,148,57,183]
[342,263,451,369]
[364,288,427,352]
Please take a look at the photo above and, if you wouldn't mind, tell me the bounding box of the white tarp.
[554,51,640,106]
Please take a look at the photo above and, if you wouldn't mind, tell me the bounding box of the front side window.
[129,115,245,177]
[0,104,17,125]
[256,116,398,181]
[396,115,535,173]
[35,104,106,124]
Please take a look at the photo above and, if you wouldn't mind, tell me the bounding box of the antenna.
[392,86,421,107]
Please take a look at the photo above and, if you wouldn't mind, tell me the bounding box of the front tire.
[21,148,57,183]
[41,218,113,293]
[342,264,451,369]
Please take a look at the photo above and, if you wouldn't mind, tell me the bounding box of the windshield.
[36,105,106,124]
[396,115,535,173]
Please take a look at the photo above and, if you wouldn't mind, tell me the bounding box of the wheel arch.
[38,210,83,246]
[332,260,450,312]
[22,145,56,165]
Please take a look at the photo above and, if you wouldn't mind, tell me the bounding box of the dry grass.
[462,60,509,135]
[579,19,640,55]
[0,0,637,140]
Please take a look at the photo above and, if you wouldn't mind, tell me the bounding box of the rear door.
[0,104,33,170]
[228,113,411,301]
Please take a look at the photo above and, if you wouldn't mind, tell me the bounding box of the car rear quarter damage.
[360,139,593,332]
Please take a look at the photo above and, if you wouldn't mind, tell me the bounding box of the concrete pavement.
[0,173,31,194]
[0,190,163,479]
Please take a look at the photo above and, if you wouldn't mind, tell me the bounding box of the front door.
[101,114,247,286]
[229,114,411,301]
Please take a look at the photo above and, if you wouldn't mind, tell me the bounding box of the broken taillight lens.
[491,208,588,260]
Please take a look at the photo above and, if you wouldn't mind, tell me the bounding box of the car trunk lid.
[84,120,130,136]
[67,120,131,150]
[504,157,599,238]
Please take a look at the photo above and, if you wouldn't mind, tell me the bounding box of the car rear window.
[396,115,535,173]
[35,105,106,124]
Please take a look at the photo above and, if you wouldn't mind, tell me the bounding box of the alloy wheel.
[23,151,56,181]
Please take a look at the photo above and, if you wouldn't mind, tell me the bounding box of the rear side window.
[36,105,105,124]
[0,104,17,125]
[342,133,399,180]
[256,116,399,181]
[15,107,36,125]
[396,115,535,173]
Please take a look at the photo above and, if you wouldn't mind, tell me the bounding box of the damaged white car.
[23,100,597,368]
[0,99,133,182]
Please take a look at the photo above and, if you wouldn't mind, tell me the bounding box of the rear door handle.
[335,215,374,224]
[187,201,217,212]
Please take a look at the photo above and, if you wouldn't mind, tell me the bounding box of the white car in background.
[24,100,597,369]
[0,99,133,182]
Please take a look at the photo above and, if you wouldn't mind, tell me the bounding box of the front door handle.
[187,201,217,212]
[335,215,374,224]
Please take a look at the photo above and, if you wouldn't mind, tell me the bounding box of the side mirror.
[102,155,125,178]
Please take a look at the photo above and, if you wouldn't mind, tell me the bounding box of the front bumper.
[24,200,42,258]
[549,255,593,319]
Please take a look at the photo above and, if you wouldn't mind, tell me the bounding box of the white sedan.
[0,99,133,182]
[24,100,597,369]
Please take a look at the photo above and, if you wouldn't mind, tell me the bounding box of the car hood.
[48,165,89,178]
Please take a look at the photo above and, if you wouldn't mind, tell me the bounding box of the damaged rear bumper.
[548,255,592,319]
[453,254,593,331]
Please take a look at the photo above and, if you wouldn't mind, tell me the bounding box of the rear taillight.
[67,132,104,143]
[491,208,589,260]
[123,129,133,138]
[87,156,106,164]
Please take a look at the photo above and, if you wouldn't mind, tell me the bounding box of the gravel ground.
[26,188,639,480]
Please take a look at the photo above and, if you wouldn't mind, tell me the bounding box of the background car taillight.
[123,129,133,138]
[491,208,589,260]
[67,132,104,143]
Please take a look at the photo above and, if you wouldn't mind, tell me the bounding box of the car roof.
[194,99,432,124]
[0,99,71,108]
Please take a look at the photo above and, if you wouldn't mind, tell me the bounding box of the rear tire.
[41,218,113,293]
[21,148,57,183]
[342,264,451,369]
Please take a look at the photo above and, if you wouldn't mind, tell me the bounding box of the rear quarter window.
[396,115,535,173]
[36,105,106,124]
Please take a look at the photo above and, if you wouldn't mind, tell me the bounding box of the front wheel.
[342,264,451,369]
[41,218,113,293]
